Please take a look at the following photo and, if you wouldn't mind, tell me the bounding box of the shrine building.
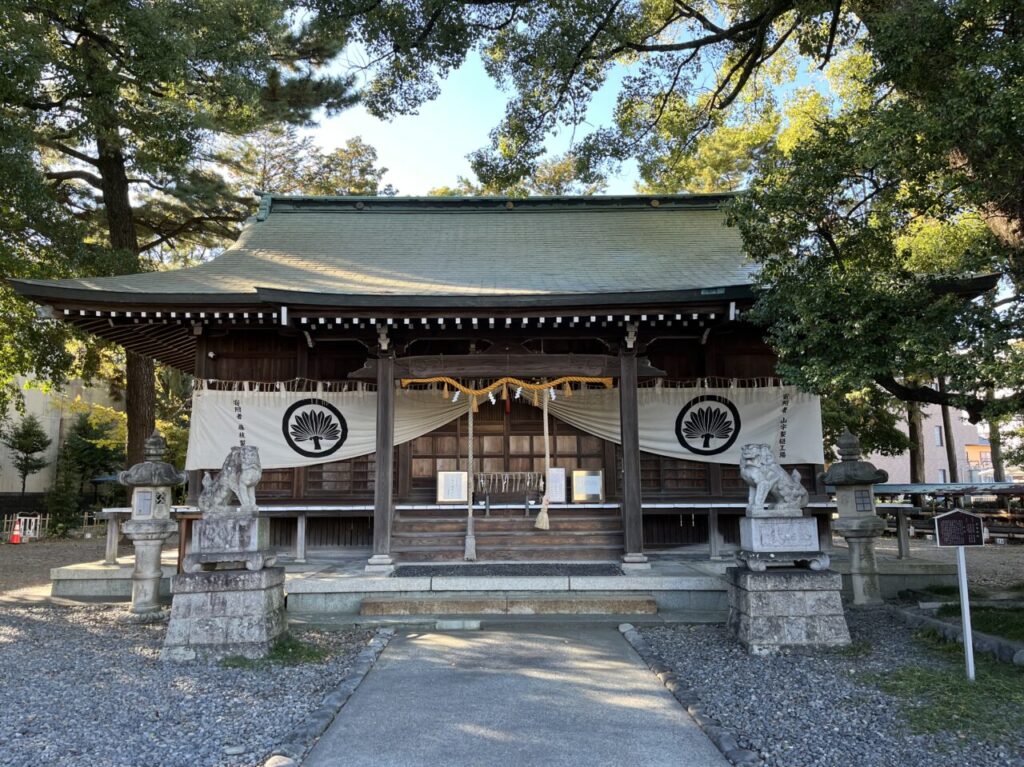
[12,194,828,570]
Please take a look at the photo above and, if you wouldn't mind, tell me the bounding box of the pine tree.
[1,1,358,463]
[2,414,52,496]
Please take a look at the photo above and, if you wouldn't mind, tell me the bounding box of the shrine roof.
[11,193,755,309]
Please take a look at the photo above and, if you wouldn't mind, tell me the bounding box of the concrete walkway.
[304,625,729,767]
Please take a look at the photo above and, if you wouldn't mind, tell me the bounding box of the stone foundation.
[161,566,286,662]
[727,567,850,654]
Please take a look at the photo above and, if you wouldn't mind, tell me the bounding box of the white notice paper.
[546,468,566,503]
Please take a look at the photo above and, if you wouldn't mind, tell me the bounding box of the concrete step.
[394,516,622,533]
[359,592,659,616]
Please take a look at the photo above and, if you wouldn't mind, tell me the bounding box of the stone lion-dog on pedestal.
[739,443,809,517]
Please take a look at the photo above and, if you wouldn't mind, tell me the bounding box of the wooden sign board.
[934,510,985,547]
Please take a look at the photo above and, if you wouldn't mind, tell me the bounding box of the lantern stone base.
[161,566,286,662]
[727,567,850,655]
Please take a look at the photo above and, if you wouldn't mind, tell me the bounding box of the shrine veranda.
[16,194,909,596]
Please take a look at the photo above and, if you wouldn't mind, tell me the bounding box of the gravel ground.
[0,536,128,593]
[873,536,1024,590]
[641,610,1023,767]
[0,603,371,767]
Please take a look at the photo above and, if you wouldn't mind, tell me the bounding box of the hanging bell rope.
[535,386,551,531]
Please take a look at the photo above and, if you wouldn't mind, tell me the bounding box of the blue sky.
[308,53,641,195]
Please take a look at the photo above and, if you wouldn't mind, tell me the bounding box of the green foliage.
[862,631,1024,743]
[1,414,52,495]
[63,414,125,490]
[46,454,83,534]
[220,633,330,669]
[227,127,396,196]
[731,47,1024,425]
[0,0,358,452]
[428,153,606,197]
[936,605,1024,643]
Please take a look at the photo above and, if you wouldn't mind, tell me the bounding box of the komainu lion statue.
[198,446,262,514]
[739,443,808,516]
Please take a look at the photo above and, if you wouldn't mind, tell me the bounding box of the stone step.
[360,592,658,616]
[394,517,622,533]
[391,532,624,548]
[391,544,624,562]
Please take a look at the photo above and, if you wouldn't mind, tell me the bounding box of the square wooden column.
[367,353,395,573]
[619,348,649,569]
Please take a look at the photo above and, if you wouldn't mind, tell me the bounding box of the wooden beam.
[350,353,666,380]
[619,348,646,563]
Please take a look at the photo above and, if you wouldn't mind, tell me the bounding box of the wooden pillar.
[367,353,395,571]
[619,348,648,567]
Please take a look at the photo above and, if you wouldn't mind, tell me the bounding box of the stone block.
[728,568,843,592]
[740,516,819,552]
[161,566,286,662]
[171,567,284,594]
[727,567,850,653]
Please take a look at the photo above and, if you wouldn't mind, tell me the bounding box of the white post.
[957,544,975,681]
[295,513,307,564]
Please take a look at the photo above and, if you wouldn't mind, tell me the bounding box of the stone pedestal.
[365,554,395,574]
[834,523,885,605]
[727,567,850,654]
[183,514,276,573]
[121,518,177,622]
[738,517,829,571]
[161,566,286,662]
[621,552,651,572]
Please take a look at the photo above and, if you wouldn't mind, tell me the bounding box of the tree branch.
[45,169,104,189]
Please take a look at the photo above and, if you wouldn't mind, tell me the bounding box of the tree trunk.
[937,378,961,507]
[96,133,155,465]
[990,424,1007,483]
[907,402,926,510]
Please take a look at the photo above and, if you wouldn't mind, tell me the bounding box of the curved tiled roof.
[12,194,754,307]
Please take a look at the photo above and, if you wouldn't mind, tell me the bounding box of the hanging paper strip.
[543,385,824,465]
[186,386,468,470]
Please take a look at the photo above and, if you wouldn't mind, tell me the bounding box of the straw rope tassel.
[464,396,477,561]
[535,387,551,531]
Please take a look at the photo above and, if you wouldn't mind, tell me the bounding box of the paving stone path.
[304,624,728,767]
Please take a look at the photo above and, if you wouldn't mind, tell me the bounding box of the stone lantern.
[820,429,888,605]
[117,430,186,621]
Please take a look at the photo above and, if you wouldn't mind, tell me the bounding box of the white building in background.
[0,378,120,495]
[869,404,983,484]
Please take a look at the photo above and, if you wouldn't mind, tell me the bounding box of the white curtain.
[186,387,468,470]
[185,382,823,471]
[543,385,824,465]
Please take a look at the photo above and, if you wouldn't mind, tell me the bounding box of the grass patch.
[936,604,1024,643]
[861,632,1024,743]
[220,633,331,669]
[923,584,989,599]
[1005,581,1024,593]
[832,640,873,658]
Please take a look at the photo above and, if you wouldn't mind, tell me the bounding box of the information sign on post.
[934,510,985,681]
